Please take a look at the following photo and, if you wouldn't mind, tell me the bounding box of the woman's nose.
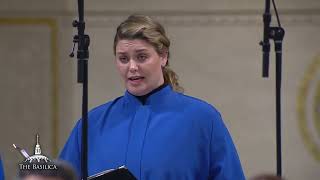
[129,60,138,72]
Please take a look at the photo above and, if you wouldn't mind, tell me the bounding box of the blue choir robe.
[60,85,245,180]
[0,156,4,180]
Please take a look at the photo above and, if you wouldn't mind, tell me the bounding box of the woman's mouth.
[128,76,145,85]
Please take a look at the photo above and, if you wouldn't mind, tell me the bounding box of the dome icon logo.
[14,134,57,170]
[24,134,50,163]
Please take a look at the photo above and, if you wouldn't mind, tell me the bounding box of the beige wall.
[1,0,320,179]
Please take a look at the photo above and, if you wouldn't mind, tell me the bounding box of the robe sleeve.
[59,120,82,177]
[208,110,245,180]
[0,156,4,180]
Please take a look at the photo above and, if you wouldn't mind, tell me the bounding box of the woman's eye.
[118,56,129,63]
[137,54,147,62]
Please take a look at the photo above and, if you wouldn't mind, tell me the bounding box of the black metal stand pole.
[260,0,285,176]
[273,27,285,176]
[69,0,90,179]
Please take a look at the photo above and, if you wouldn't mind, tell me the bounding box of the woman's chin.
[127,86,149,96]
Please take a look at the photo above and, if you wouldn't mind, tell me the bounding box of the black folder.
[87,166,137,180]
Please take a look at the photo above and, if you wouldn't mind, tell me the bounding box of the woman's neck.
[135,83,167,104]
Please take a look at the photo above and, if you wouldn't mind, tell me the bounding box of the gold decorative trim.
[0,18,59,157]
[314,79,320,138]
[2,9,320,27]
[297,54,320,162]
[81,13,320,27]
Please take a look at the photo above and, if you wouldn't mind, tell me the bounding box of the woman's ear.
[160,50,168,67]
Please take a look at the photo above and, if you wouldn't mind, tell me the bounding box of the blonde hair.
[113,15,184,93]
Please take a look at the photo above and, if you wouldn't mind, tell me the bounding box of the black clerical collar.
[135,83,167,105]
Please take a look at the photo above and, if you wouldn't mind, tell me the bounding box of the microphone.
[260,0,271,78]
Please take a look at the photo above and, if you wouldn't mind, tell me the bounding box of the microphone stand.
[260,0,285,177]
[69,0,90,179]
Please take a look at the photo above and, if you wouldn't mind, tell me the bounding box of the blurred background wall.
[0,0,320,179]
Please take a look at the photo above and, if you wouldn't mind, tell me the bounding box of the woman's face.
[115,39,168,96]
